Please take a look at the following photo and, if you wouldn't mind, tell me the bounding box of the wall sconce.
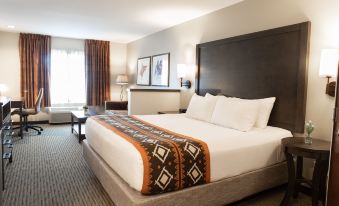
[319,49,339,97]
[177,64,191,89]
[116,74,128,101]
[0,84,8,97]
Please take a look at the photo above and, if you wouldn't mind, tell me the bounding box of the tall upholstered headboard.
[196,22,310,133]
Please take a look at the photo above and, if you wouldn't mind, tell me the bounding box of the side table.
[280,137,330,206]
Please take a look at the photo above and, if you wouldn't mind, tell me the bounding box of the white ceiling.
[0,0,243,43]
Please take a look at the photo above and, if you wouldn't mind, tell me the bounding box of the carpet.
[3,124,312,206]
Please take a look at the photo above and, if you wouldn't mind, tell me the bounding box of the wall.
[110,42,127,101]
[0,32,20,98]
[127,0,339,141]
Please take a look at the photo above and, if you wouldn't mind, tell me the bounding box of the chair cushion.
[12,108,37,116]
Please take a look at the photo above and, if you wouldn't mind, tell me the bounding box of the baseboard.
[49,122,71,125]
[12,120,49,125]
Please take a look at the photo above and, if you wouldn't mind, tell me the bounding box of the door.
[327,66,339,205]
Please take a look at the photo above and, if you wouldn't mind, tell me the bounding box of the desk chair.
[12,88,44,135]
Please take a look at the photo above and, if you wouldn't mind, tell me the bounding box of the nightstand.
[105,101,128,110]
[158,109,186,114]
[280,137,330,206]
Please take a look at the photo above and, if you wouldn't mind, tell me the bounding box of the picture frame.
[136,56,151,86]
[151,53,170,87]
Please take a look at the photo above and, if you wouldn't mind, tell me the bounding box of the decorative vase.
[305,134,312,145]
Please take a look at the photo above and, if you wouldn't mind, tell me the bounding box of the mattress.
[85,114,292,192]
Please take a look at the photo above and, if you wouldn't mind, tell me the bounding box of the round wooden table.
[280,137,331,206]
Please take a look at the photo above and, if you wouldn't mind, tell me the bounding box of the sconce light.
[0,84,8,97]
[319,49,339,97]
[177,64,191,89]
[116,74,128,101]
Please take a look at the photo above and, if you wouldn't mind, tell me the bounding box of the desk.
[10,97,24,138]
[71,106,105,143]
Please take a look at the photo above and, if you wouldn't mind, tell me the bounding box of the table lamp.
[116,74,128,101]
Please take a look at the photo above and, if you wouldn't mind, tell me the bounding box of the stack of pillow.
[185,93,276,132]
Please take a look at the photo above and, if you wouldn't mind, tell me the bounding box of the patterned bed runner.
[91,114,210,195]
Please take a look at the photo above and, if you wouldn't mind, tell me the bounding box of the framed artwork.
[136,56,151,85]
[151,53,170,87]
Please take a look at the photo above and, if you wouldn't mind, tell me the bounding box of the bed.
[83,22,310,206]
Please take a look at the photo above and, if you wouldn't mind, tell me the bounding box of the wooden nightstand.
[105,101,128,110]
[281,137,330,206]
[158,109,186,114]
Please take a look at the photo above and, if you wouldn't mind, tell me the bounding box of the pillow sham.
[211,96,260,132]
[232,97,276,129]
[253,97,276,128]
[186,93,218,122]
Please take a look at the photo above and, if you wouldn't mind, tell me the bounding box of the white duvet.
[85,114,292,192]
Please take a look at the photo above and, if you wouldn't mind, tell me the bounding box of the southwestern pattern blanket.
[91,114,210,195]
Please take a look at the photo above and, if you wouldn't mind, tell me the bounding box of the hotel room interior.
[1,0,339,205]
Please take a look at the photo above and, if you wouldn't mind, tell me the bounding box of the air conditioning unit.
[47,107,82,124]
[49,111,71,124]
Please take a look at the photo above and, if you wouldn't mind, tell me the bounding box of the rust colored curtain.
[85,40,111,106]
[19,33,51,108]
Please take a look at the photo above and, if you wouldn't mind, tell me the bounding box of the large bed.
[83,22,310,206]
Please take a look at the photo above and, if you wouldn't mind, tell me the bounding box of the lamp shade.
[177,64,186,78]
[0,84,7,92]
[116,74,128,85]
[319,49,339,77]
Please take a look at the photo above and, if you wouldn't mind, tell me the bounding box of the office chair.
[12,88,44,135]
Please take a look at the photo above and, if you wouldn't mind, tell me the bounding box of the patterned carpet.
[3,124,311,206]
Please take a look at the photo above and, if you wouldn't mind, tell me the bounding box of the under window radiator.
[47,107,82,124]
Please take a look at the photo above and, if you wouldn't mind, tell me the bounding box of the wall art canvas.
[136,57,151,85]
[151,53,170,87]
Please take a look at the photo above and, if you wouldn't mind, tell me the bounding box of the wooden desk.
[71,106,105,143]
[10,97,24,138]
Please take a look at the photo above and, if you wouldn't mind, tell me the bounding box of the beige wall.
[0,32,20,98]
[127,0,339,141]
[110,43,128,101]
[0,32,127,102]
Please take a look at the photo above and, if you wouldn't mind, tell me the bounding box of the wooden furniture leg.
[281,152,295,206]
[312,159,322,206]
[19,105,23,139]
[78,121,81,143]
[71,114,74,134]
[294,156,303,198]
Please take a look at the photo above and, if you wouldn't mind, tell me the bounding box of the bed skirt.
[83,140,287,206]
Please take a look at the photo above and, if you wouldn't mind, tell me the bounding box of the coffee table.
[71,106,105,143]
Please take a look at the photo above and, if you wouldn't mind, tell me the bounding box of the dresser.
[0,97,14,204]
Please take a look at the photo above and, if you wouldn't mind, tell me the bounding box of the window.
[51,49,86,106]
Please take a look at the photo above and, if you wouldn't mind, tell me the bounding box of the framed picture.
[136,56,151,85]
[151,53,170,87]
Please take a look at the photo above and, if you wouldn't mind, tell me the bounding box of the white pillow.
[232,97,276,128]
[211,96,260,132]
[186,93,218,122]
[254,97,276,128]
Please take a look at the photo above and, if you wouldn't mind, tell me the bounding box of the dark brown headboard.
[196,22,310,133]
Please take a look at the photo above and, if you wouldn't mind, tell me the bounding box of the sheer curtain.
[51,49,86,107]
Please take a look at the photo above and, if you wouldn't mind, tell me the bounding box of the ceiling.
[0,0,243,43]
